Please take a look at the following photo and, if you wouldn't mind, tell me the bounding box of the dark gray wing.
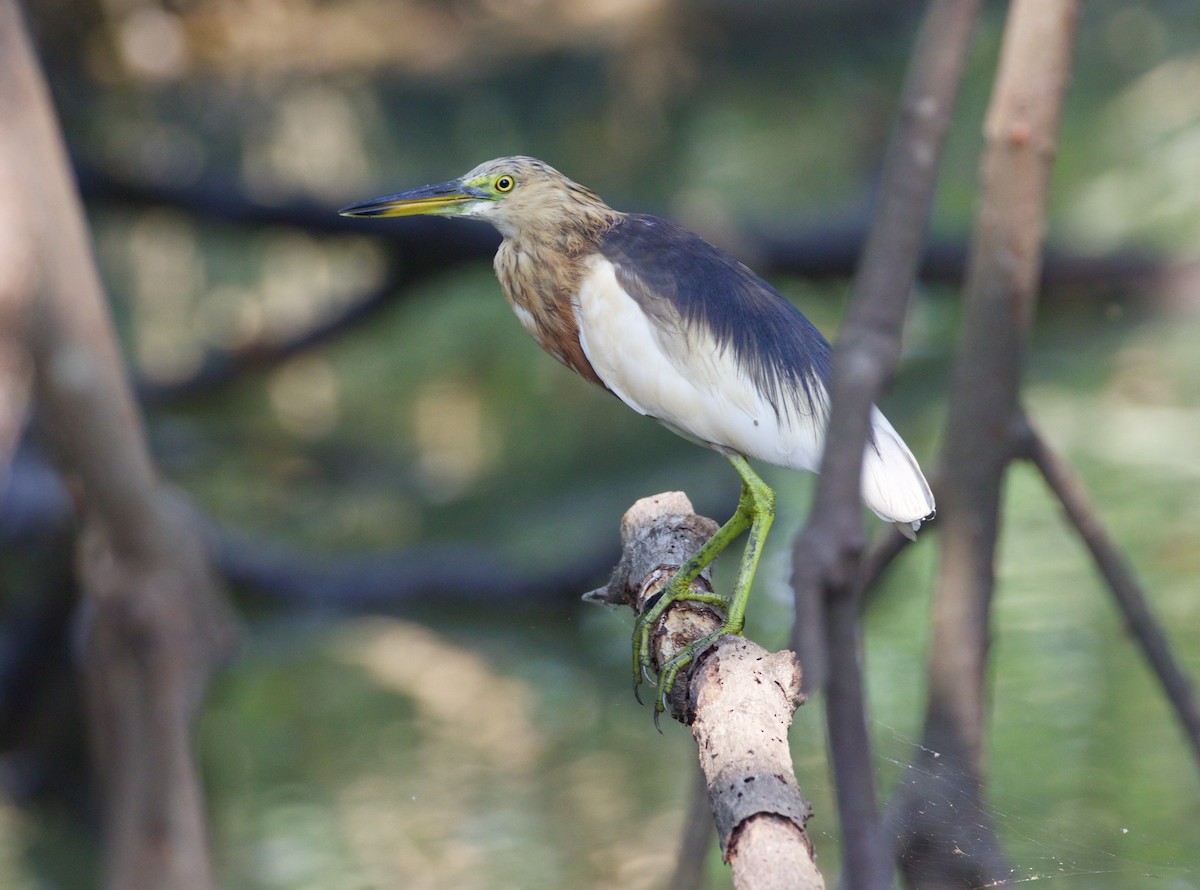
[597,214,832,421]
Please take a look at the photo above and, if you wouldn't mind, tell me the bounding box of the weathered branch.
[1016,419,1200,765]
[788,2,982,886]
[886,2,1080,885]
[1,3,238,887]
[755,222,1171,293]
[587,492,822,889]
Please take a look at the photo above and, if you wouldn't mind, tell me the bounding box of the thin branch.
[75,159,502,250]
[857,522,920,607]
[217,528,612,614]
[588,492,822,890]
[1017,419,1200,764]
[788,2,983,886]
[755,222,1171,293]
[2,449,613,614]
[137,259,410,406]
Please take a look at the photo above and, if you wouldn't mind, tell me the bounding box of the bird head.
[339,156,615,241]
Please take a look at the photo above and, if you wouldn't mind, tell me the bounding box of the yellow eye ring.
[495,175,515,193]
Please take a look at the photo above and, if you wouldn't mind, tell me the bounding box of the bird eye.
[495,175,515,193]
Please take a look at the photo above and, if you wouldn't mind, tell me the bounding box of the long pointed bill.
[338,180,488,218]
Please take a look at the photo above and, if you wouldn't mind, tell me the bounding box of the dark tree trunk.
[0,3,239,886]
[885,3,1081,886]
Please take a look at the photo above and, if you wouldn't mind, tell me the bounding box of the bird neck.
[493,212,621,389]
[498,201,621,253]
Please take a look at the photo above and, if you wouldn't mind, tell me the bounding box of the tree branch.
[2,448,614,615]
[788,2,982,886]
[1016,418,1200,765]
[886,2,1080,885]
[587,492,822,889]
[217,526,612,614]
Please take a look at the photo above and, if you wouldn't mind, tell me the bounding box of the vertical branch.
[788,2,982,886]
[0,3,238,888]
[886,2,1080,885]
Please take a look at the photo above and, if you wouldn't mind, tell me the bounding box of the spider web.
[868,722,1200,888]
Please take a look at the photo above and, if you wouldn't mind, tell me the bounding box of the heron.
[340,156,934,717]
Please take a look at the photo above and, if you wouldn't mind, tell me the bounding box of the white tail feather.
[860,407,935,534]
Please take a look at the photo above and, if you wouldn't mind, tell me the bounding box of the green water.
[5,1,1199,886]
[179,307,1200,887]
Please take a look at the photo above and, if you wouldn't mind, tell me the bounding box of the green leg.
[632,455,776,718]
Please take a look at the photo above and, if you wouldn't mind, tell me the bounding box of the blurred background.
[3,0,1200,886]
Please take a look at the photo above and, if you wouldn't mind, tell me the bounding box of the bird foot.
[650,626,738,728]
[631,576,734,725]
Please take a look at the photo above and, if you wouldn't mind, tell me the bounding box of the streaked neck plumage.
[488,176,621,387]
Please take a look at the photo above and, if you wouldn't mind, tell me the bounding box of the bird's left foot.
[648,625,739,727]
[631,455,771,726]
[632,577,737,725]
